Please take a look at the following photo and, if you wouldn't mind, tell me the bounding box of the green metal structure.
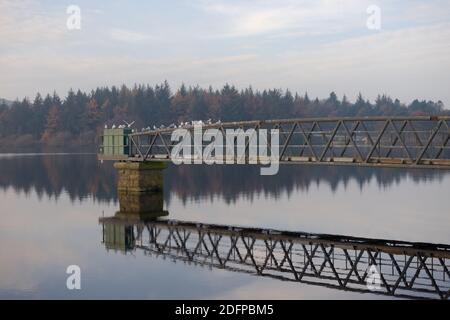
[102,223,135,252]
[99,128,131,160]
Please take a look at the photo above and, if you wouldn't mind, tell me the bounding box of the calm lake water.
[0,153,449,299]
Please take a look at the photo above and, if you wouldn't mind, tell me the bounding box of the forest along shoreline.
[1,83,447,148]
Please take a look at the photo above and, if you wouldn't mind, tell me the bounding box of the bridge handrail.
[130,115,450,136]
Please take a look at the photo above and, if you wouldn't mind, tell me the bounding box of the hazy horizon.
[3,81,448,108]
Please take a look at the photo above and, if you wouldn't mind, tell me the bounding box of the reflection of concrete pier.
[114,161,167,216]
[104,161,168,252]
[117,191,165,215]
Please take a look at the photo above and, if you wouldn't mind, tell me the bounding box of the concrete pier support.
[114,162,166,193]
[114,161,168,218]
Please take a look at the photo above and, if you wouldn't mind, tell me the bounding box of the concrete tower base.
[114,161,167,216]
[114,162,166,193]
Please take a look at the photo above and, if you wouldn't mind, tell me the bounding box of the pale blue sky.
[1,0,450,106]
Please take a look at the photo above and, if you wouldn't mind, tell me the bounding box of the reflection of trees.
[0,155,447,204]
[0,154,117,203]
[164,164,447,205]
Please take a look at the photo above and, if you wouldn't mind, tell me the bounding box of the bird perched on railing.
[191,120,204,126]
[138,120,224,131]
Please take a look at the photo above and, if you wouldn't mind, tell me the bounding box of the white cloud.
[195,0,450,39]
[196,0,367,38]
[401,0,450,24]
[109,28,154,43]
[271,23,450,104]
[0,0,66,45]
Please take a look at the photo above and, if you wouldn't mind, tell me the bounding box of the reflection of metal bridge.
[100,217,450,299]
[102,116,450,169]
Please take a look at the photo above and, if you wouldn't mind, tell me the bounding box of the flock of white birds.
[104,119,222,132]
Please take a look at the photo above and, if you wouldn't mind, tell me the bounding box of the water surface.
[0,154,449,299]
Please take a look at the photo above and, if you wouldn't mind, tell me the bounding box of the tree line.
[0,81,447,148]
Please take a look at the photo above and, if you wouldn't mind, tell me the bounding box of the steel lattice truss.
[126,116,450,168]
[100,218,450,299]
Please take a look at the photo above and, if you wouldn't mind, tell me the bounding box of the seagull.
[153,125,157,130]
[112,124,116,129]
[104,125,108,129]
